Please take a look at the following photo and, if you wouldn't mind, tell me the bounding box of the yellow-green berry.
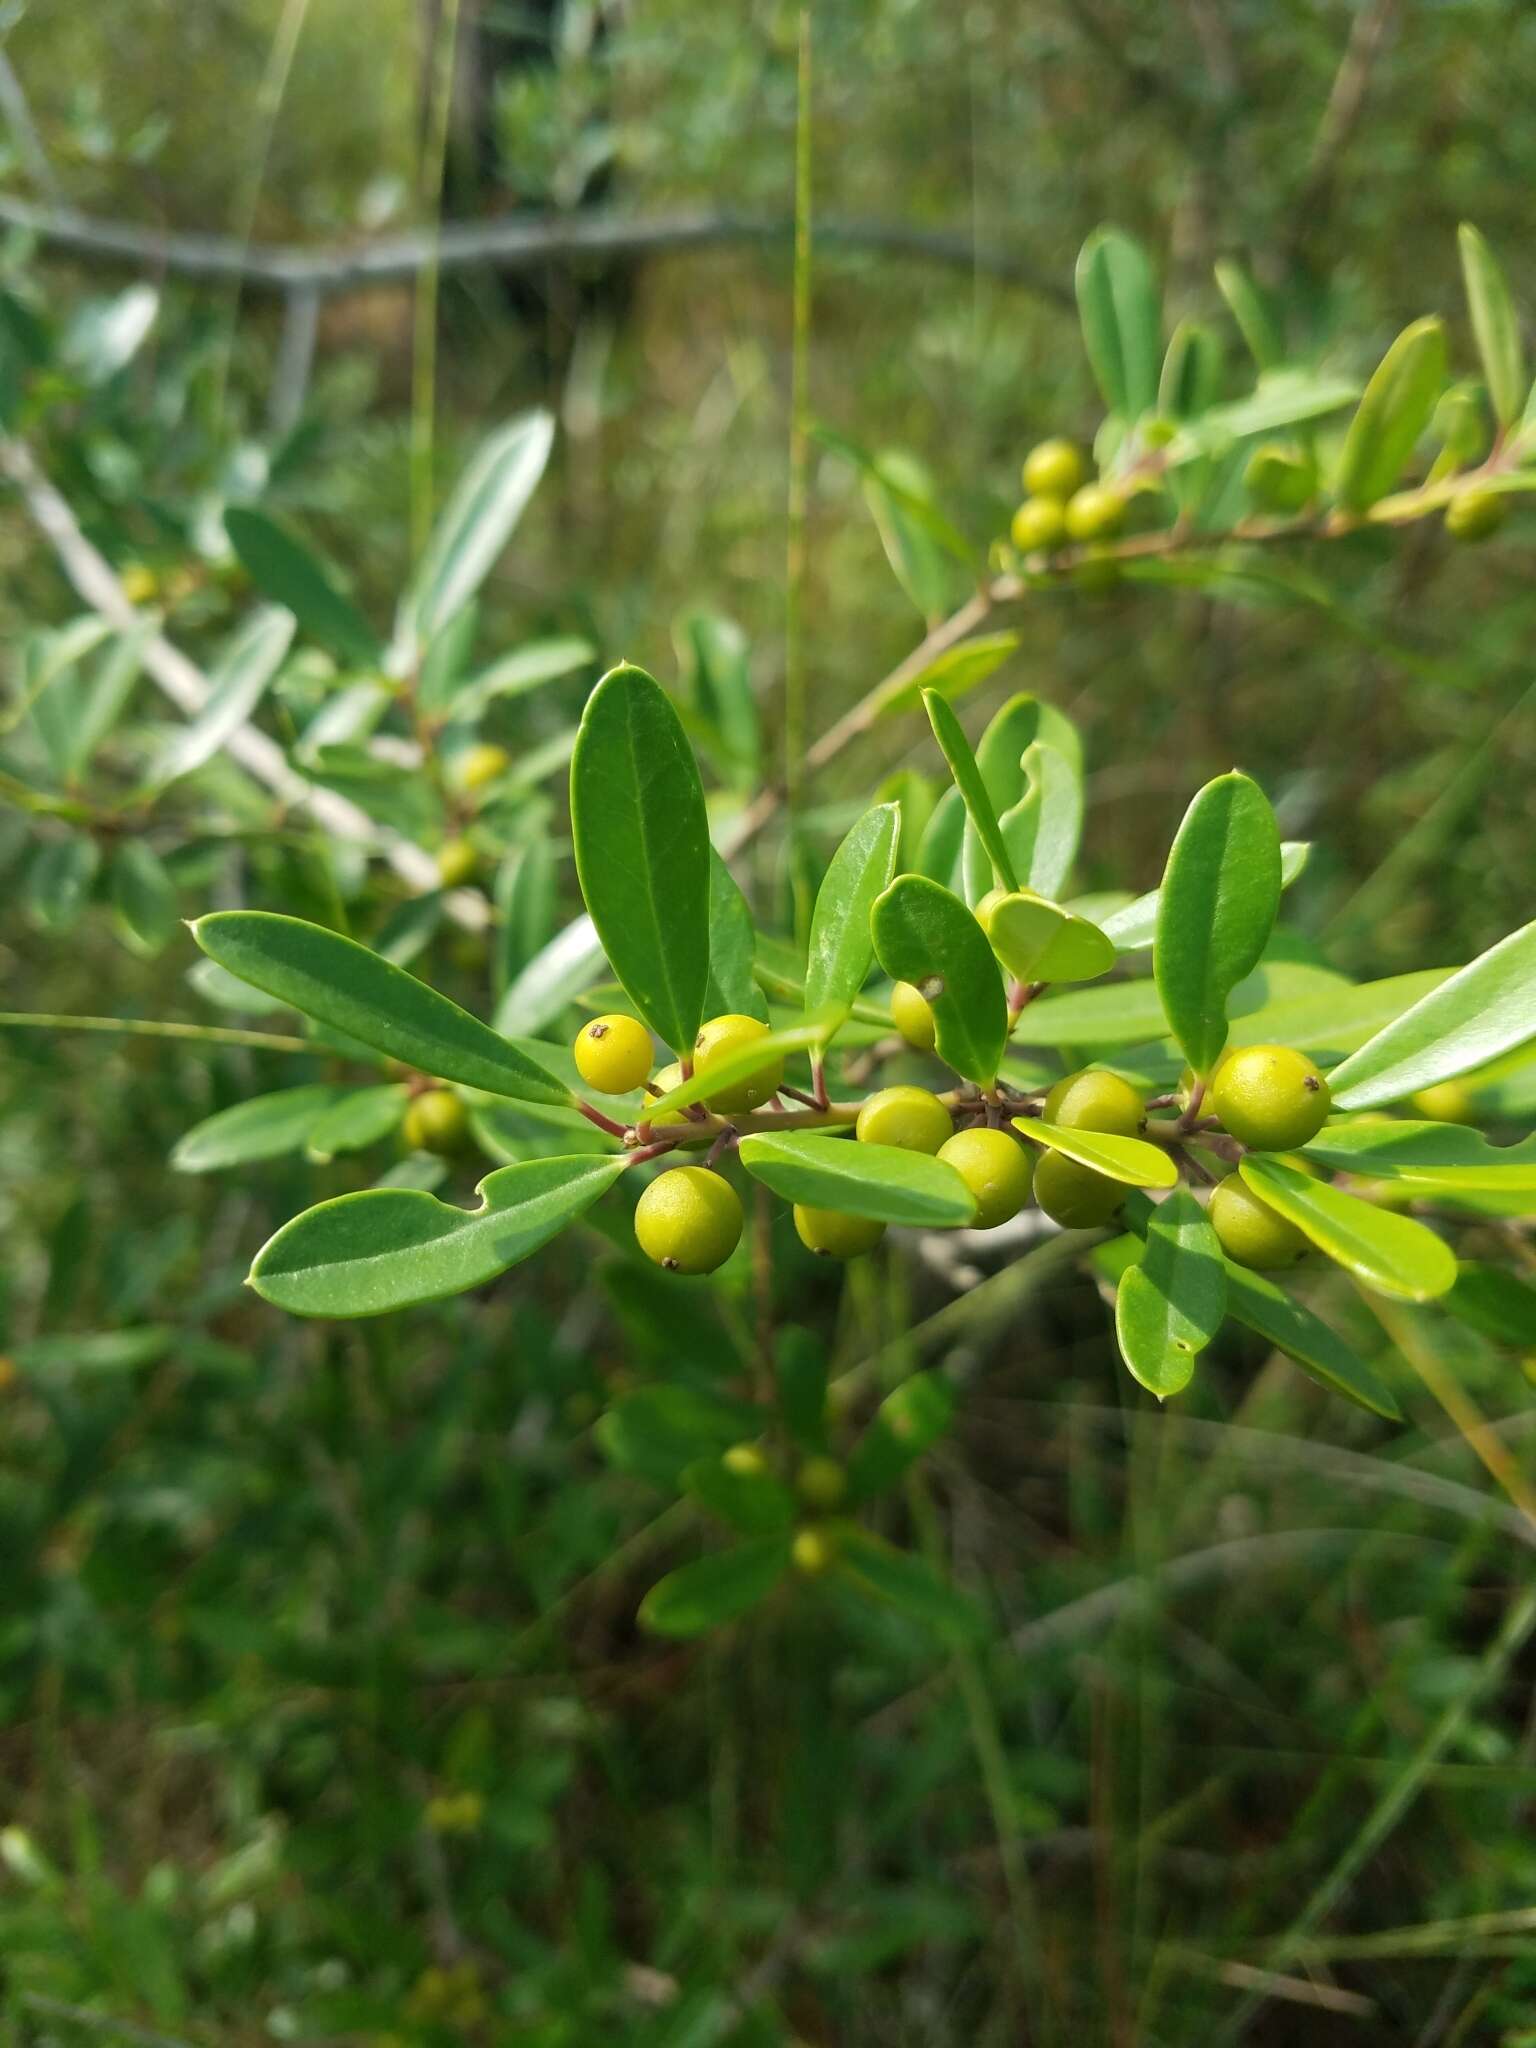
[796,1455,847,1509]
[1022,437,1086,501]
[573,1012,653,1094]
[794,1205,886,1260]
[723,1442,769,1478]
[634,1166,743,1275]
[1444,488,1507,543]
[456,742,510,794]
[436,838,479,888]
[1209,1175,1310,1270]
[890,980,937,1052]
[855,1085,953,1155]
[1063,482,1124,543]
[1010,496,1068,555]
[1033,1148,1126,1229]
[1409,1079,1476,1124]
[792,1527,836,1576]
[1210,1044,1330,1151]
[693,1013,785,1114]
[1043,1068,1145,1136]
[937,1126,1035,1229]
[403,1087,470,1156]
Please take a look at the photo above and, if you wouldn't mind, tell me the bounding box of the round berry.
[1445,488,1507,543]
[796,1455,847,1509]
[1410,1079,1476,1124]
[435,838,478,888]
[1243,442,1315,513]
[937,1127,1034,1229]
[794,1204,886,1260]
[456,742,510,794]
[1209,1175,1310,1270]
[693,1013,784,1114]
[120,563,159,605]
[403,1087,470,1156]
[1022,437,1086,501]
[1063,482,1124,543]
[855,1085,953,1155]
[1043,1068,1144,1136]
[1010,496,1068,555]
[723,1442,769,1478]
[648,1060,684,1103]
[890,980,937,1051]
[1210,1044,1331,1151]
[573,1013,653,1094]
[1033,1148,1126,1229]
[792,1527,836,1576]
[634,1166,743,1275]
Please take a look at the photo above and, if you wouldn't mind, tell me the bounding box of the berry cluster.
[1008,437,1125,563]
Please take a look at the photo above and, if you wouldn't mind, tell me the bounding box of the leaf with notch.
[1154,772,1281,1076]
[1302,1120,1536,1193]
[1001,742,1082,900]
[804,801,901,1032]
[249,1154,625,1316]
[193,911,569,1103]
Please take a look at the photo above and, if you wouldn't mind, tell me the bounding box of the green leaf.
[638,1536,792,1638]
[1458,224,1525,430]
[1239,1156,1456,1302]
[776,1326,829,1450]
[837,1530,983,1642]
[1076,226,1161,419]
[61,282,158,383]
[870,874,1007,1084]
[304,1084,411,1162]
[494,914,605,1037]
[846,1372,956,1503]
[876,631,1020,719]
[1001,742,1083,901]
[492,840,555,995]
[400,411,555,648]
[597,1384,758,1487]
[681,1456,797,1536]
[151,607,295,788]
[68,627,149,782]
[1214,260,1284,372]
[570,663,711,1053]
[705,851,768,1023]
[1327,921,1536,1110]
[110,839,178,956]
[1226,969,1452,1061]
[924,689,1018,892]
[192,911,569,1104]
[1302,1119,1536,1193]
[416,603,481,716]
[738,1132,976,1227]
[1154,771,1281,1075]
[223,509,382,668]
[645,1021,823,1121]
[1159,319,1224,419]
[249,1154,624,1316]
[1100,842,1309,952]
[962,695,1084,904]
[915,785,967,892]
[1175,375,1359,452]
[675,611,759,782]
[451,637,593,721]
[1446,1263,1536,1347]
[1114,1189,1226,1398]
[804,802,901,1032]
[172,1085,339,1173]
[1013,1119,1178,1189]
[862,451,962,622]
[1224,1262,1402,1420]
[1335,318,1447,513]
[27,836,100,931]
[985,892,1116,986]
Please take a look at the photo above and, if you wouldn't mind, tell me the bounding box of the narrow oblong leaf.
[804,801,901,1030]
[1326,921,1536,1110]
[1101,842,1309,952]
[846,1372,956,1503]
[223,509,382,668]
[1458,223,1525,430]
[110,839,178,956]
[924,690,1019,892]
[494,914,606,1037]
[1001,742,1083,901]
[738,1132,977,1227]
[304,1084,411,1162]
[152,607,295,787]
[681,1457,797,1536]
[1239,1156,1456,1302]
[1335,317,1447,513]
[1224,1262,1402,1420]
[1114,1188,1227,1398]
[248,1154,625,1316]
[1302,1120,1536,1192]
[1076,226,1161,419]
[1154,771,1281,1076]
[916,785,967,892]
[1447,1264,1536,1347]
[704,851,768,1023]
[402,410,555,647]
[1214,259,1285,372]
[1013,1119,1178,1190]
[193,911,569,1104]
[871,874,1007,1084]
[644,1021,823,1121]
[172,1085,339,1174]
[837,1530,983,1642]
[877,631,1020,719]
[570,663,711,1053]
[638,1536,792,1638]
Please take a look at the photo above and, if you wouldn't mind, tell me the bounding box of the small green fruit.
[1022,437,1086,501]
[694,1013,784,1113]
[794,1204,886,1260]
[855,1084,953,1155]
[648,1060,684,1103]
[1210,1044,1330,1151]
[635,1166,743,1275]
[1010,496,1068,555]
[937,1126,1034,1229]
[573,1012,653,1094]
[723,1442,769,1478]
[1043,1068,1144,1136]
[1033,1148,1126,1228]
[796,1455,847,1509]
[1063,482,1125,542]
[1444,488,1507,542]
[1244,442,1315,513]
[1409,1079,1476,1124]
[1209,1175,1310,1270]
[792,1527,836,1576]
[403,1087,470,1156]
[456,742,511,794]
[436,838,479,888]
[890,980,937,1052]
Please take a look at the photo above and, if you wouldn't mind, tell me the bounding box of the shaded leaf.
[1076,226,1161,418]
[638,1536,792,1637]
[1224,1262,1402,1419]
[224,508,382,667]
[173,1085,339,1173]
[804,802,901,1032]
